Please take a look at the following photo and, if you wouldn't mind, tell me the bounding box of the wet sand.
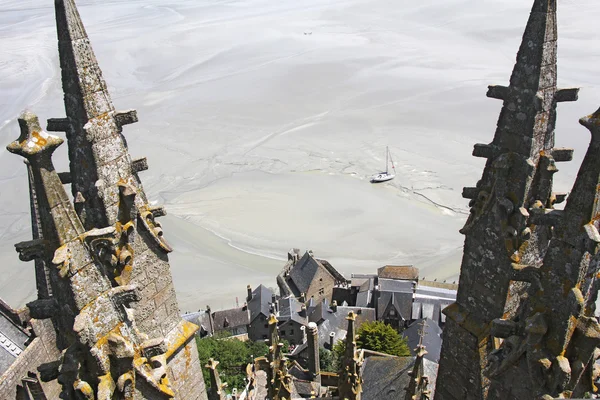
[0,0,598,311]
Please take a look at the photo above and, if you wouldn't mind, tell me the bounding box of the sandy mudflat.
[0,0,598,311]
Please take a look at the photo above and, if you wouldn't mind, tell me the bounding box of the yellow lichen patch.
[184,342,192,369]
[31,130,48,147]
[165,321,199,360]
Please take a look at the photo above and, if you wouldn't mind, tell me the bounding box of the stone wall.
[0,319,61,400]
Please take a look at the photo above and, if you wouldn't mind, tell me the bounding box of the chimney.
[300,325,307,344]
[272,294,278,314]
[300,304,307,317]
[331,300,338,313]
[247,285,253,302]
[206,306,214,336]
[300,293,306,303]
[329,332,335,349]
[307,322,321,383]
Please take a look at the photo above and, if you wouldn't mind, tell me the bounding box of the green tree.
[356,321,411,357]
[332,321,411,370]
[196,335,269,393]
[319,347,334,372]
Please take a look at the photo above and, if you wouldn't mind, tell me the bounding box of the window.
[290,329,294,335]
[264,324,268,329]
[318,288,325,295]
[281,330,286,336]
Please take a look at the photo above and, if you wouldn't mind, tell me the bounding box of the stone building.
[278,250,348,305]
[435,0,600,399]
[411,282,456,328]
[277,296,307,346]
[212,307,251,337]
[375,279,414,331]
[2,0,207,398]
[247,285,276,342]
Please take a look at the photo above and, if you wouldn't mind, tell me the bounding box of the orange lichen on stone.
[165,321,199,361]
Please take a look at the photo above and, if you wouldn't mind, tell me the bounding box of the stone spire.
[405,321,431,400]
[7,111,207,399]
[8,111,85,344]
[48,0,193,350]
[206,358,227,400]
[7,112,85,244]
[435,1,578,399]
[50,0,144,230]
[338,311,362,400]
[264,314,293,400]
[483,108,600,398]
[7,2,208,398]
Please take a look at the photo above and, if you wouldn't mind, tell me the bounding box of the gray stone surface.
[3,0,208,398]
[434,0,600,398]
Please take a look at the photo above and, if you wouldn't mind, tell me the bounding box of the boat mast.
[385,146,388,174]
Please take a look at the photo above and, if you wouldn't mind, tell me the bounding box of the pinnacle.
[7,111,63,159]
[55,0,114,122]
[579,107,600,131]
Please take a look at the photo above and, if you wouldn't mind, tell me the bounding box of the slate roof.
[0,300,29,376]
[376,292,413,322]
[360,355,438,400]
[308,299,328,325]
[294,304,375,357]
[378,278,414,293]
[377,265,419,280]
[415,285,456,301]
[248,284,274,323]
[315,258,348,284]
[293,380,321,397]
[356,278,375,308]
[288,252,327,295]
[212,307,250,331]
[402,318,443,363]
[288,361,312,381]
[182,311,214,336]
[412,285,457,325]
[278,296,307,325]
[350,275,374,288]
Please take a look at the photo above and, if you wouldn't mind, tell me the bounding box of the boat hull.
[370,173,395,183]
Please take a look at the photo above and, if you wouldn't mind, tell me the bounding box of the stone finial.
[331,300,338,313]
[405,320,430,400]
[205,358,227,400]
[557,107,600,244]
[579,107,600,131]
[338,311,362,400]
[7,112,63,160]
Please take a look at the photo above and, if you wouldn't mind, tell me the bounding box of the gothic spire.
[338,311,362,400]
[50,0,142,229]
[537,108,600,357]
[436,1,578,399]
[7,112,85,246]
[206,359,227,400]
[405,320,431,400]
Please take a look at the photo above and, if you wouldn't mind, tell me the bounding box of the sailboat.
[370,146,396,183]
